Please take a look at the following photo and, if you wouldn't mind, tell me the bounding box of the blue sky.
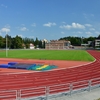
[0,0,100,40]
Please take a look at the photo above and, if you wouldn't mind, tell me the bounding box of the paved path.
[49,87,100,100]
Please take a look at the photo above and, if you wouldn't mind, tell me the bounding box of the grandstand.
[0,50,100,100]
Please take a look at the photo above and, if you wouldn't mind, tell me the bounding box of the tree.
[25,43,30,48]
[38,40,42,48]
[43,41,45,48]
[60,36,81,46]
[14,35,23,49]
[7,35,12,49]
[0,36,4,48]
[87,36,96,41]
[34,37,39,48]
[97,35,100,39]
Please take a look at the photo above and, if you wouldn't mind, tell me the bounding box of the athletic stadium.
[0,50,100,100]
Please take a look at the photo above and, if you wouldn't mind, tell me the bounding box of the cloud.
[4,24,11,28]
[62,22,66,24]
[1,4,7,8]
[18,34,23,37]
[20,27,28,31]
[61,32,65,34]
[43,22,56,27]
[74,35,78,37]
[85,31,93,37]
[31,23,36,27]
[83,13,95,23]
[95,31,100,35]
[90,14,94,17]
[21,24,25,26]
[28,36,34,38]
[85,32,92,35]
[60,23,85,30]
[77,31,83,34]
[89,28,95,31]
[85,24,92,27]
[0,28,10,33]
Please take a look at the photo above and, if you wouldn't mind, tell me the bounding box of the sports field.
[0,50,94,61]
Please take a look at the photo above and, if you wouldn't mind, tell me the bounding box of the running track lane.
[0,50,100,100]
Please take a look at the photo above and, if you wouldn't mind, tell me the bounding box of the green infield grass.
[0,49,94,61]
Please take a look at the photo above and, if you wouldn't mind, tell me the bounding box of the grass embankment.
[0,50,94,61]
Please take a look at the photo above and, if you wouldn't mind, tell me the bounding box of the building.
[95,39,100,48]
[42,39,49,43]
[22,43,26,49]
[30,43,35,49]
[45,40,72,50]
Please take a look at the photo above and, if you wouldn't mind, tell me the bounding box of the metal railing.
[0,77,100,100]
[0,90,17,100]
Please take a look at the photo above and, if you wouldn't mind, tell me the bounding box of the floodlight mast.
[6,29,8,57]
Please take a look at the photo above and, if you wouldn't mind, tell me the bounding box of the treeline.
[0,35,100,49]
[0,35,45,49]
[59,35,100,47]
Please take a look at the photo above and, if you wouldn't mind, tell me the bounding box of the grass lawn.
[0,49,94,61]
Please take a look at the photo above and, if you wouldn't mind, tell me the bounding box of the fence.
[0,90,17,100]
[0,77,100,100]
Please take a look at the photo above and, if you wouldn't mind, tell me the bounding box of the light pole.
[6,29,8,57]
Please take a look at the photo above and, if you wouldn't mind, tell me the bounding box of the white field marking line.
[0,60,95,75]
[0,51,96,75]
[46,52,96,71]
[55,51,96,70]
[0,71,39,75]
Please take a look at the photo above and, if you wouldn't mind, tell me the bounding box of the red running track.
[0,50,100,99]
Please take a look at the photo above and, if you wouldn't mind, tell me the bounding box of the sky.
[0,0,100,41]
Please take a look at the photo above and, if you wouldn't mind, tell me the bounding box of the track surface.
[0,58,89,73]
[0,50,100,100]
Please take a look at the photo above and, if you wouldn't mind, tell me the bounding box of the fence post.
[88,80,92,91]
[45,86,49,100]
[70,83,73,95]
[15,90,18,100]
[17,90,21,100]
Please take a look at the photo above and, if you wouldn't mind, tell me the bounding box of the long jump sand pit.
[0,58,91,73]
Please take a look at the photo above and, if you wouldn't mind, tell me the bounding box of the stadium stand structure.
[0,50,100,100]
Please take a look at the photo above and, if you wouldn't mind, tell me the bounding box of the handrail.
[0,90,17,100]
